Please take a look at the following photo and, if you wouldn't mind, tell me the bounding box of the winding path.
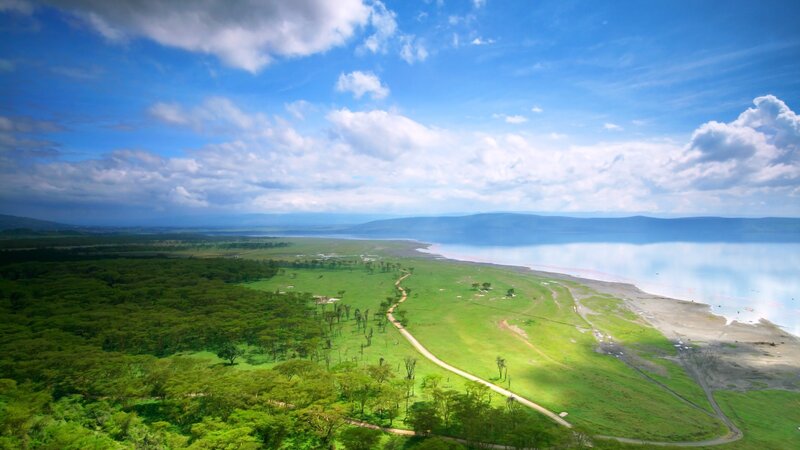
[388,273,572,427]
[386,273,744,447]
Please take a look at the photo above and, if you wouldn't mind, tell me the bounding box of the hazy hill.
[0,214,78,232]
[342,213,800,245]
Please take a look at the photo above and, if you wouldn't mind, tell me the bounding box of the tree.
[338,369,376,418]
[302,404,345,450]
[481,282,492,291]
[495,356,506,380]
[339,427,381,450]
[403,356,417,381]
[412,437,465,450]
[217,343,243,366]
[228,409,291,449]
[471,282,480,291]
[383,436,405,450]
[374,381,403,426]
[367,363,393,385]
[432,388,460,429]
[506,288,515,297]
[405,401,441,435]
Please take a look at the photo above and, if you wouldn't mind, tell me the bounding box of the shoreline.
[398,239,800,391]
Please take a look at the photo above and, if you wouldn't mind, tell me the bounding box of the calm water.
[423,242,800,336]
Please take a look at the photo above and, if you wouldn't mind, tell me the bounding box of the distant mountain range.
[2,212,799,245]
[335,213,800,245]
[0,214,78,232]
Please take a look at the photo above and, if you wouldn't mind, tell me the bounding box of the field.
[4,234,794,448]
[229,238,729,442]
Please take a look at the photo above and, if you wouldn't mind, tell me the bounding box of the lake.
[422,241,800,337]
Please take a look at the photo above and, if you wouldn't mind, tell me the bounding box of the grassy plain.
[181,237,794,445]
[706,390,800,450]
[397,258,726,441]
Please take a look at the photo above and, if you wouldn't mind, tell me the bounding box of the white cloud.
[504,115,527,124]
[327,108,444,159]
[470,37,495,46]
[149,97,269,133]
[149,102,189,126]
[473,0,486,8]
[170,185,208,207]
[40,0,374,73]
[336,71,390,100]
[4,96,799,217]
[531,106,543,113]
[604,122,623,131]
[669,95,799,190]
[493,113,527,124]
[360,1,396,54]
[399,35,428,64]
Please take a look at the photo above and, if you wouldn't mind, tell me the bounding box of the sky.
[1,0,799,225]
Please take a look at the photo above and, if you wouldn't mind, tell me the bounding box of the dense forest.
[0,236,576,449]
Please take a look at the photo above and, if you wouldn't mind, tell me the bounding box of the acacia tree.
[404,356,417,381]
[339,427,381,450]
[405,401,441,435]
[495,356,506,380]
[216,343,243,366]
[302,404,345,450]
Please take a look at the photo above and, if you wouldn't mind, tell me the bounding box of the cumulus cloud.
[360,0,396,54]
[336,71,389,100]
[3,96,799,218]
[39,0,373,72]
[670,95,799,190]
[473,0,487,8]
[327,108,444,159]
[399,35,428,64]
[531,106,543,113]
[603,122,622,131]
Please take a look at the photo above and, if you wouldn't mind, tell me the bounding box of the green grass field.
[396,258,725,441]
[704,390,800,450]
[242,263,562,437]
[178,237,795,445]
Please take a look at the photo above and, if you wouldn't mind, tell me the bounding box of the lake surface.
[422,242,800,337]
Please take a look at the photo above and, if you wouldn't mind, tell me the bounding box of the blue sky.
[1,0,799,224]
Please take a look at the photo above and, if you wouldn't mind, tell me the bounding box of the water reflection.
[424,242,800,336]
